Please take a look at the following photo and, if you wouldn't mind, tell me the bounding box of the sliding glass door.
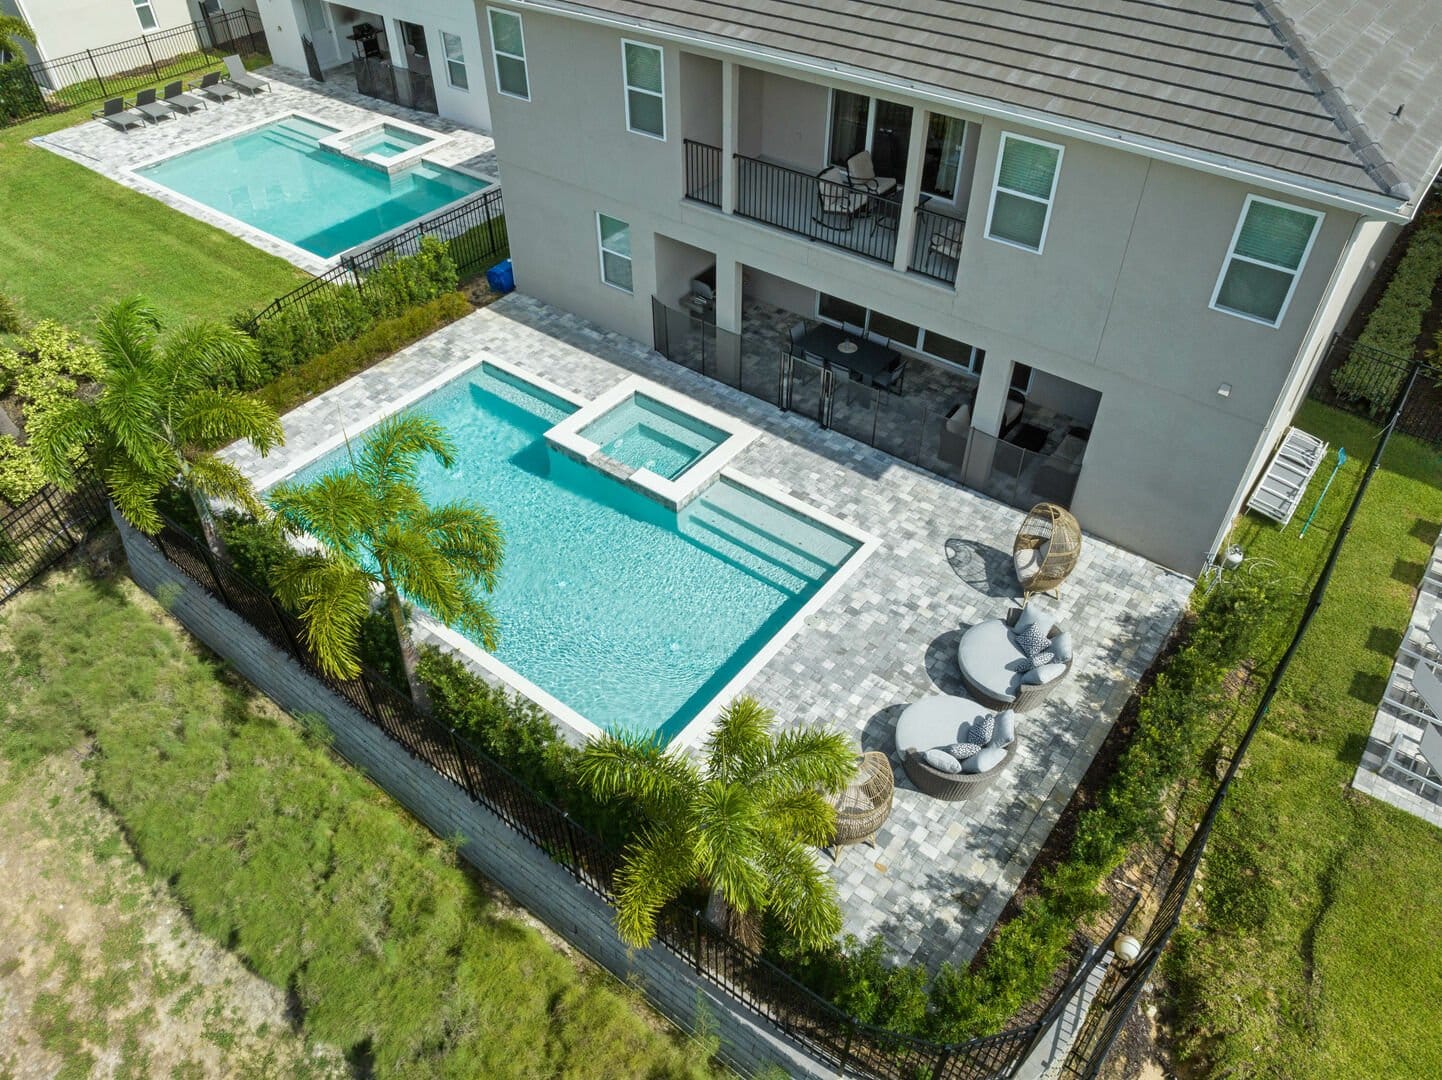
[923,113,967,200]
[827,92,913,183]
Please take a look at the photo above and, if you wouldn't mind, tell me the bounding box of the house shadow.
[1366,625,1403,657]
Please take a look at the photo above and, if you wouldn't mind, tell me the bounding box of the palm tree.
[34,297,282,557]
[267,413,504,706]
[577,696,857,952]
[0,15,35,63]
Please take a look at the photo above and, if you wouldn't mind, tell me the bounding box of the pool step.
[683,484,850,594]
[265,125,323,154]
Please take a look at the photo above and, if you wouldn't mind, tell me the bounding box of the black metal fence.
[138,509,1121,1080]
[1310,332,1442,444]
[0,475,108,605]
[0,9,266,127]
[353,56,436,115]
[246,186,507,331]
[910,204,965,285]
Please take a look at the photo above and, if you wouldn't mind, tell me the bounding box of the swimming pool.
[135,115,488,259]
[283,364,861,742]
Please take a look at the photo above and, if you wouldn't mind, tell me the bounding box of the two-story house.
[473,0,1441,572]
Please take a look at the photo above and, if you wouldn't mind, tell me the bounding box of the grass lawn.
[1169,400,1442,1079]
[0,564,732,1079]
[0,87,304,328]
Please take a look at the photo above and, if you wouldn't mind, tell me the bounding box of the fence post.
[86,50,107,97]
[691,910,704,974]
[195,540,232,608]
[449,728,478,800]
[40,488,79,545]
[839,1019,856,1078]
[141,33,160,78]
[930,1043,954,1080]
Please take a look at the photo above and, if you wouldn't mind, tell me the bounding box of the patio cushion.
[968,712,996,746]
[960,744,1006,774]
[1028,650,1056,670]
[895,694,988,754]
[929,232,963,261]
[948,741,983,761]
[1014,602,1055,638]
[1014,621,1050,656]
[945,403,972,434]
[921,748,964,773]
[991,709,1017,748]
[957,620,1030,703]
[1050,631,1074,664]
[1021,662,1067,686]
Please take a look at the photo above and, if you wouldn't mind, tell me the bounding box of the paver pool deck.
[225,293,1192,970]
[34,66,497,275]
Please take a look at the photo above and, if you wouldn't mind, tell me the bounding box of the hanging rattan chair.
[1013,503,1082,600]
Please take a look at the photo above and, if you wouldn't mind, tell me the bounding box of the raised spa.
[580,393,727,480]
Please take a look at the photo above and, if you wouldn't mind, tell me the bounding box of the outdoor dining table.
[799,324,896,385]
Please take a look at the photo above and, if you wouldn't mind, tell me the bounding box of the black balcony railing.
[683,139,721,207]
[909,203,964,285]
[732,152,900,266]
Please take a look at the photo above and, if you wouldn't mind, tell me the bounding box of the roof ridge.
[1252,0,1413,199]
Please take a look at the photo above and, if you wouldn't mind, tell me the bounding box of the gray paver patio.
[224,293,1192,970]
[33,66,497,275]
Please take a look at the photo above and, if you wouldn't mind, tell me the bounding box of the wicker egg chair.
[1013,503,1082,600]
[824,751,894,860]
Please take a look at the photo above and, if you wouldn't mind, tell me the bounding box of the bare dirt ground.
[0,752,349,1079]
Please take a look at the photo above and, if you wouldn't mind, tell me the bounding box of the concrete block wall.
[116,512,837,1080]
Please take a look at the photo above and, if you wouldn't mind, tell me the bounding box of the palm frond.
[269,472,376,554]
[420,503,505,590]
[26,396,95,487]
[355,413,456,499]
[105,458,169,534]
[757,841,843,951]
[576,733,699,817]
[159,320,264,391]
[758,788,837,849]
[693,782,768,916]
[183,455,264,518]
[703,695,774,784]
[93,296,162,376]
[748,726,858,798]
[269,551,374,679]
[173,388,283,454]
[610,821,699,948]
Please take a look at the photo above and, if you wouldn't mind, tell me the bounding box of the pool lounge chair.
[224,55,272,95]
[162,80,208,114]
[132,88,176,124]
[191,71,240,103]
[91,97,147,131]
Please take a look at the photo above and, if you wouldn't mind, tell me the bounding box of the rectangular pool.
[282,365,859,742]
[135,115,488,259]
[580,393,727,479]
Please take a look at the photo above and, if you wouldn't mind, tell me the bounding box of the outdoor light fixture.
[1113,935,1143,966]
[1217,383,1232,397]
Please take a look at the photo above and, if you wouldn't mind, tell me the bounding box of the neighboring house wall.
[255,0,491,131]
[481,4,1378,573]
[6,0,198,61]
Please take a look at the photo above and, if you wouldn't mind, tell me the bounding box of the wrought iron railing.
[910,204,965,285]
[1311,332,1442,443]
[733,152,901,266]
[0,472,107,605]
[683,138,722,207]
[1,8,266,126]
[138,508,1119,1080]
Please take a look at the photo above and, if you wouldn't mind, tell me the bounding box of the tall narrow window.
[597,214,633,292]
[441,32,468,90]
[923,114,967,200]
[133,0,158,31]
[1210,195,1323,327]
[622,41,664,139]
[487,8,528,100]
[985,133,1063,253]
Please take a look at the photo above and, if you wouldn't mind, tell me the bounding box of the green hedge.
[238,237,459,386]
[770,575,1274,1042]
[1331,215,1442,414]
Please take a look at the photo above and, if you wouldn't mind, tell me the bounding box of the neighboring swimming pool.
[134,115,488,259]
[282,363,862,743]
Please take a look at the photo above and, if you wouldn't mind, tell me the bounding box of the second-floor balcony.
[683,140,965,286]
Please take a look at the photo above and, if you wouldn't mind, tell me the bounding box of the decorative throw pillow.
[1013,603,1054,639]
[960,744,1007,774]
[967,713,996,746]
[921,748,963,773]
[1021,662,1067,686]
[1014,622,1050,656]
[1028,651,1056,670]
[948,741,983,761]
[1050,631,1074,664]
[991,709,1017,748]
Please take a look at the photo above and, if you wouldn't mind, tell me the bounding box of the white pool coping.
[257,349,877,751]
[317,114,452,174]
[126,110,494,271]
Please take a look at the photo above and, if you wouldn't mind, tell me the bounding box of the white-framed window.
[984,133,1063,253]
[622,40,664,139]
[133,0,158,31]
[1210,195,1323,327]
[440,31,468,90]
[597,213,633,292]
[487,8,529,100]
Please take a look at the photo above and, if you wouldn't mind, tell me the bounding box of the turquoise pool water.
[285,365,857,741]
[136,116,488,258]
[580,394,727,479]
[351,125,430,158]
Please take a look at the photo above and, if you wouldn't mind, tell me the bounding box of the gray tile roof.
[532,0,1442,204]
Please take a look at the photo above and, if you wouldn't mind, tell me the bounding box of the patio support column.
[964,357,1011,488]
[891,109,929,274]
[721,61,738,214]
[713,257,743,382]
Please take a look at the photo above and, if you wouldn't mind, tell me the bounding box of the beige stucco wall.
[9,0,200,64]
[478,3,1382,572]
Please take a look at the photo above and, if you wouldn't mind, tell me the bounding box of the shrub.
[1332,215,1442,413]
[0,321,104,502]
[256,292,471,414]
[0,292,20,335]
